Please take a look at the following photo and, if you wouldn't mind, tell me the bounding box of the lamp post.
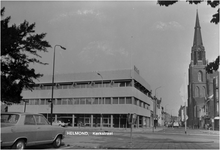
[50,45,66,125]
[97,72,103,130]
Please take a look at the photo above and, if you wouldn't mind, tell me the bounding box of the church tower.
[188,11,207,128]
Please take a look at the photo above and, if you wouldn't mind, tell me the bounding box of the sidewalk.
[65,126,164,133]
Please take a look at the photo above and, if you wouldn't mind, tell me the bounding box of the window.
[198,51,202,60]
[29,100,35,105]
[86,98,92,104]
[74,98,79,104]
[120,82,126,87]
[113,97,118,104]
[195,86,200,97]
[119,97,125,104]
[1,114,19,124]
[34,115,49,125]
[24,115,35,125]
[56,99,61,105]
[198,71,203,82]
[68,98,73,105]
[93,98,99,104]
[62,99,68,105]
[139,101,142,107]
[126,81,132,87]
[35,99,39,105]
[126,97,132,104]
[45,99,50,105]
[99,98,104,104]
[80,98,85,104]
[105,98,111,104]
[201,86,206,97]
[40,99,45,105]
[134,98,138,105]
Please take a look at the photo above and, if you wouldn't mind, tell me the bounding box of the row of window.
[24,81,132,91]
[20,97,150,110]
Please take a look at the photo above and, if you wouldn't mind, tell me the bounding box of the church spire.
[190,10,206,66]
[193,10,203,46]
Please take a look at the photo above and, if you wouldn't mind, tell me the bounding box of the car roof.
[1,112,43,115]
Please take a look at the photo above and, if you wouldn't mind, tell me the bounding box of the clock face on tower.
[197,47,201,51]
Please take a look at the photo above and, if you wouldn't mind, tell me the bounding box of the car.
[1,112,65,149]
[173,121,179,128]
[52,120,67,127]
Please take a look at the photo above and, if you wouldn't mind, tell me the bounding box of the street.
[30,127,219,149]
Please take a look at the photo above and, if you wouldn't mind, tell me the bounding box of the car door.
[34,115,54,143]
[23,115,38,145]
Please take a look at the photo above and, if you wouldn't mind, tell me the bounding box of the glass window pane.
[93,98,99,104]
[113,97,118,104]
[68,98,73,105]
[57,99,61,105]
[40,99,45,105]
[119,97,125,104]
[24,115,35,125]
[105,98,111,104]
[35,115,49,125]
[80,98,85,104]
[35,99,39,105]
[126,97,132,104]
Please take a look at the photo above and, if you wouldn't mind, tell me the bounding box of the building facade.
[8,68,153,128]
[188,11,208,128]
[187,11,219,129]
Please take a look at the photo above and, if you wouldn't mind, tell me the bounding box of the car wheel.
[53,135,62,148]
[12,139,26,150]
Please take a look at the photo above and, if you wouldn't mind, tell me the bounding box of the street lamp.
[97,72,103,130]
[50,45,66,125]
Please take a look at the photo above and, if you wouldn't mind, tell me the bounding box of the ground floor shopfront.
[42,113,151,128]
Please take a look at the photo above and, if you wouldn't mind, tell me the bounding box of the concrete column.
[55,114,57,122]
[72,114,75,127]
[142,116,145,128]
[111,114,113,128]
[137,115,139,128]
[131,79,134,87]
[100,114,103,129]
[91,115,93,127]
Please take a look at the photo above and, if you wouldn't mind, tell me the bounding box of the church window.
[198,51,202,60]
[195,86,200,97]
[198,71,203,82]
[200,86,206,97]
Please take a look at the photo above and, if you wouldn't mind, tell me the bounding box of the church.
[187,11,219,129]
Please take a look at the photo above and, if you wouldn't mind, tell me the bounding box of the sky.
[2,1,219,116]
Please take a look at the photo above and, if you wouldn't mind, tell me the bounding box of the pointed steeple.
[193,10,203,46]
[190,10,206,66]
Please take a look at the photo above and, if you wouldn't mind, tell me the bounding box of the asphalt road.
[24,127,220,149]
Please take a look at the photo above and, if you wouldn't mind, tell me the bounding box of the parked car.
[52,120,67,127]
[1,112,65,149]
[173,121,179,128]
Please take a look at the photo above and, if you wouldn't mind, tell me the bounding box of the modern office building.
[8,67,153,128]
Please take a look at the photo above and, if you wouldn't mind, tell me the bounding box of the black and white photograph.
[1,0,219,149]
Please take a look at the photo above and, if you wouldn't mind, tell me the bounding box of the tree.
[157,0,219,24]
[205,56,219,74]
[1,7,51,104]
[157,0,219,73]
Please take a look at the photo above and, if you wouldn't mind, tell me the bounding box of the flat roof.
[34,69,151,91]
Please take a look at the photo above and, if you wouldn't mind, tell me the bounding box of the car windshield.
[1,114,19,124]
